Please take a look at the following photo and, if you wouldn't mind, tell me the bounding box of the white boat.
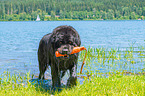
[36,15,40,21]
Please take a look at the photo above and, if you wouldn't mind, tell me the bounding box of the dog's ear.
[75,35,81,46]
[51,34,56,43]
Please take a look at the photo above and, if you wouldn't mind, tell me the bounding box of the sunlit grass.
[57,75,145,96]
[0,46,145,96]
[0,72,145,96]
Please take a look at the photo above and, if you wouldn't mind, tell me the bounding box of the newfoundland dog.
[38,25,81,89]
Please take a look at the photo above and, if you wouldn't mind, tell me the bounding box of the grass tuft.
[1,72,144,96]
[0,46,145,95]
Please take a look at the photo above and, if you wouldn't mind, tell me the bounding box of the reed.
[0,46,145,95]
[78,46,145,75]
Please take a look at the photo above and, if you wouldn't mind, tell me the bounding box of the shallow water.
[0,20,145,79]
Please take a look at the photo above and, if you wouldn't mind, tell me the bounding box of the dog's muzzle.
[62,49,69,54]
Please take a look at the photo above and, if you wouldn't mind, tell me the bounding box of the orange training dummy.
[55,46,86,57]
[55,46,87,74]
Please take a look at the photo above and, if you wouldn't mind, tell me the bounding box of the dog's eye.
[69,41,72,44]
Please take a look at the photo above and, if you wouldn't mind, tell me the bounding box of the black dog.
[38,25,81,89]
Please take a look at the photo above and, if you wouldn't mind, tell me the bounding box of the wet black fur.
[38,25,81,89]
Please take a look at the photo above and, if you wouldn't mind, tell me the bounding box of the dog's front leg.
[67,64,77,87]
[51,63,61,89]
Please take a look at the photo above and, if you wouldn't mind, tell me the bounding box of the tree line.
[0,0,145,21]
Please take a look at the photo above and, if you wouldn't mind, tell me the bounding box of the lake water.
[0,20,145,78]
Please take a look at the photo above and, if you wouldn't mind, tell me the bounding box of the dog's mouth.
[56,54,70,60]
[62,55,69,59]
[64,55,68,57]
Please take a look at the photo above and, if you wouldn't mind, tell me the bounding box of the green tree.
[101,11,107,20]
[142,7,145,16]
[40,11,45,21]
[6,15,13,21]
[107,9,114,20]
[31,11,37,21]
[122,7,130,16]
[72,11,78,19]
[114,10,120,19]
[19,12,26,20]
[95,11,101,19]
[137,8,142,16]
[37,9,42,14]
[65,11,72,19]
[51,11,55,19]
[129,12,136,20]
[1,0,145,21]
[78,11,84,20]
[59,10,65,19]
[88,11,94,19]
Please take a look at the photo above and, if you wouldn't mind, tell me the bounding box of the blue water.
[0,20,145,77]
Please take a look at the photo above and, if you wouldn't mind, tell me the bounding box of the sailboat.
[36,15,40,21]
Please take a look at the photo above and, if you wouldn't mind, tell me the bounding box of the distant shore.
[0,18,144,21]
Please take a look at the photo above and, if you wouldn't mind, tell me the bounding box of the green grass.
[0,46,145,96]
[78,46,145,75]
[57,75,145,96]
[0,72,145,96]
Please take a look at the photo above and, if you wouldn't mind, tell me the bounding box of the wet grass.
[0,71,145,96]
[0,46,145,96]
[57,75,145,96]
[78,46,145,75]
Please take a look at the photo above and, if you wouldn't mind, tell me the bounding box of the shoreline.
[0,19,144,22]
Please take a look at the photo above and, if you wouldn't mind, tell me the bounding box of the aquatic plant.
[78,46,145,75]
[1,45,145,95]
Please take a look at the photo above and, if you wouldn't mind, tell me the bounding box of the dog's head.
[51,25,81,59]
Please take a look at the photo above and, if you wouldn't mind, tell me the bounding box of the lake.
[0,20,145,77]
